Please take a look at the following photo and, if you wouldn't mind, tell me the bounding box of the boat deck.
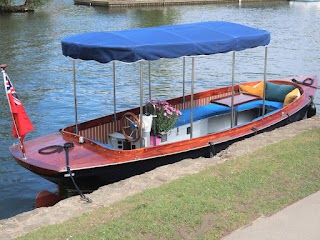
[11,132,125,173]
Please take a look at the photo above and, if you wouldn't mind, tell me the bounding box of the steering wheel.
[120,112,141,143]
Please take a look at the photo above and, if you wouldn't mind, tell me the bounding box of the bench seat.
[175,100,282,127]
[237,100,283,112]
[175,103,231,127]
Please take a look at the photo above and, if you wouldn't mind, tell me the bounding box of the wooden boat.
[8,22,318,194]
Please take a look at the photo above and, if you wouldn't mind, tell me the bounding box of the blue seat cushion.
[174,100,282,128]
[237,100,283,112]
[175,104,231,127]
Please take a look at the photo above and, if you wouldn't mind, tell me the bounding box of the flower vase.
[158,132,168,143]
[150,135,161,146]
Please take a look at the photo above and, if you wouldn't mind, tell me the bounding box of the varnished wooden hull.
[9,77,318,191]
[34,104,310,191]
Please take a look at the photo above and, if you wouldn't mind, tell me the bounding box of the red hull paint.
[35,190,60,208]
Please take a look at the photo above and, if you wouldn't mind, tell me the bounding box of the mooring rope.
[291,77,319,89]
[38,142,91,203]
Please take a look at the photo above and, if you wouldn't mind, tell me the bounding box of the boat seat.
[237,100,283,112]
[175,100,282,128]
[175,103,231,127]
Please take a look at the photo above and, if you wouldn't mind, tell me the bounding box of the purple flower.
[149,99,181,133]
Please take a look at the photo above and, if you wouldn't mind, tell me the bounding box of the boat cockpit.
[68,81,299,151]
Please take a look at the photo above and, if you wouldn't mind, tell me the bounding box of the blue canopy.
[61,21,270,64]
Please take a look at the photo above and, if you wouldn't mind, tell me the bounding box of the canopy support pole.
[113,61,117,121]
[148,61,151,100]
[73,60,79,134]
[140,61,144,147]
[262,46,268,117]
[190,57,195,139]
[182,57,186,109]
[231,51,236,128]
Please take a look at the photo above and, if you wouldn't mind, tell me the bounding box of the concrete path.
[223,190,320,240]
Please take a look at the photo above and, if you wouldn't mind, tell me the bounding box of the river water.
[0,0,320,220]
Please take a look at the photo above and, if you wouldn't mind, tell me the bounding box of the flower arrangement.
[148,99,182,134]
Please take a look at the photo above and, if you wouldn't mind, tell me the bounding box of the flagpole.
[1,64,27,160]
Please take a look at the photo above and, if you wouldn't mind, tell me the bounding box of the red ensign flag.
[2,68,34,140]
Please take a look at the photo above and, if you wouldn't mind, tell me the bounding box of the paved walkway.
[223,190,320,240]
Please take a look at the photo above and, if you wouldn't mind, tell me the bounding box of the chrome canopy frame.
[71,46,268,144]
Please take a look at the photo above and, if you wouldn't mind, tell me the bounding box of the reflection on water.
[0,0,320,219]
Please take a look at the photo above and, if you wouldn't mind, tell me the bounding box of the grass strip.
[19,128,320,240]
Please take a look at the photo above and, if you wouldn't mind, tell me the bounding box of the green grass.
[19,129,320,240]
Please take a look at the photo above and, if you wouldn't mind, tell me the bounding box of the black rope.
[38,145,64,154]
[38,142,91,203]
[292,77,319,89]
